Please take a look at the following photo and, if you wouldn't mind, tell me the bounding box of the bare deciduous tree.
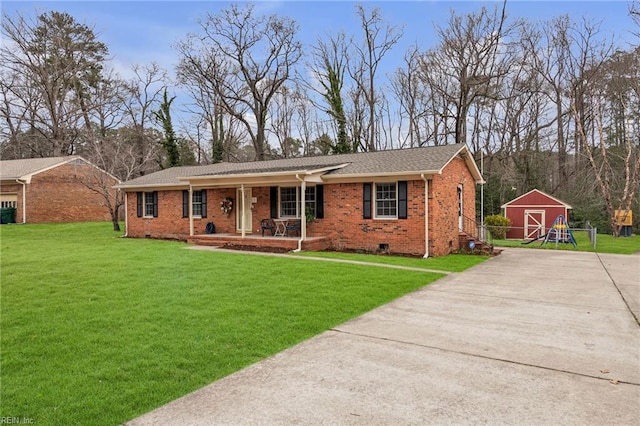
[423,3,514,147]
[176,3,302,160]
[0,11,108,157]
[348,4,403,151]
[307,32,351,153]
[573,99,640,237]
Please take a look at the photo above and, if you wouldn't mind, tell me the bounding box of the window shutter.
[270,186,278,218]
[152,191,159,218]
[398,181,408,219]
[315,185,324,219]
[136,192,143,217]
[201,190,207,218]
[363,183,372,219]
[182,190,189,218]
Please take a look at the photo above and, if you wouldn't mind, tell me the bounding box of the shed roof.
[501,189,572,209]
[117,143,482,190]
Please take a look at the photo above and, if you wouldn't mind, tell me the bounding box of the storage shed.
[501,189,572,240]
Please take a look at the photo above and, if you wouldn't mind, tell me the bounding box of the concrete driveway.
[126,248,640,425]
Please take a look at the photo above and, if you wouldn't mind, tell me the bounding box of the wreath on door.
[220,197,233,215]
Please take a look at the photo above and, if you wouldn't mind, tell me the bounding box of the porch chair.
[285,219,302,237]
[260,218,275,236]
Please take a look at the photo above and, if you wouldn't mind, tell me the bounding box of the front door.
[525,210,545,239]
[236,188,252,233]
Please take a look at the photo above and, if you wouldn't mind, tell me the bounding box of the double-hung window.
[144,192,156,217]
[375,183,397,218]
[279,186,316,218]
[192,190,203,217]
[181,190,206,218]
[137,191,158,218]
[304,187,316,218]
[280,187,298,217]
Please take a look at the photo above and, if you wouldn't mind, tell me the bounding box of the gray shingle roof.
[118,143,474,188]
[0,156,80,180]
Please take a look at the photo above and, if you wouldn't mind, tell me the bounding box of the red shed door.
[525,210,545,239]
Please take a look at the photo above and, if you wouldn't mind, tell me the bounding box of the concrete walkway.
[126,248,640,425]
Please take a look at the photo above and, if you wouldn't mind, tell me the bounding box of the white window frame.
[280,187,298,218]
[304,186,316,218]
[374,182,397,219]
[143,192,155,218]
[192,190,203,218]
[279,186,316,218]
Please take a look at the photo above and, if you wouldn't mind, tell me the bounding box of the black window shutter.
[152,191,159,218]
[136,192,143,217]
[201,190,207,218]
[315,185,324,219]
[182,190,189,218]
[398,181,408,219]
[363,183,372,219]
[270,186,278,218]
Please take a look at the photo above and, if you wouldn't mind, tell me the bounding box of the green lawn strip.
[1,222,443,425]
[493,231,640,255]
[293,251,489,272]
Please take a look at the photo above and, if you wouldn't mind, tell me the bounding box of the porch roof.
[116,143,483,190]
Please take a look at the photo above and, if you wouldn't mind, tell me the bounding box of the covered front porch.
[187,233,331,253]
[180,163,342,252]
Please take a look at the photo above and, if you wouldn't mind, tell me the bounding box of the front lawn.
[0,222,463,425]
[492,231,640,254]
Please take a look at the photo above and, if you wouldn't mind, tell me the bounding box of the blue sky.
[3,0,637,80]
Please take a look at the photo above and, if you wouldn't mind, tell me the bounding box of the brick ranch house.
[116,143,484,257]
[0,156,118,223]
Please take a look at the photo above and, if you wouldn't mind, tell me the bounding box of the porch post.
[240,184,246,238]
[189,186,194,237]
[300,179,306,240]
[19,180,26,223]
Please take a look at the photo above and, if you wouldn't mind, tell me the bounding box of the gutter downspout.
[421,174,429,258]
[189,186,194,237]
[123,191,128,236]
[16,179,26,223]
[240,184,246,238]
[294,174,305,252]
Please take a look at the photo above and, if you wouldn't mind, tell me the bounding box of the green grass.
[293,251,489,272]
[0,222,471,425]
[493,231,640,254]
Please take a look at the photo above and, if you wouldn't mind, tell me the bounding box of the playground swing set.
[523,214,577,247]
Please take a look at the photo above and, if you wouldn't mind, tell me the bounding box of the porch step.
[188,234,331,253]
[458,232,500,255]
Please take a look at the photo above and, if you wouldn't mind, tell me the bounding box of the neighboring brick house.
[116,143,483,257]
[0,156,118,223]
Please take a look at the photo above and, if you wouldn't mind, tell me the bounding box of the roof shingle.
[118,143,475,188]
[0,156,80,180]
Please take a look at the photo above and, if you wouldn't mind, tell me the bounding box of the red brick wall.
[309,156,476,257]
[427,156,477,256]
[3,163,116,223]
[125,155,477,257]
[307,181,427,255]
[126,188,243,239]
